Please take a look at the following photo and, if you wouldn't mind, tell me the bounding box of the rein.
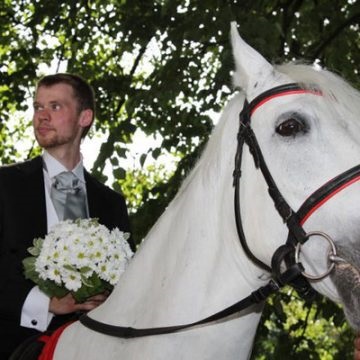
[80,83,360,338]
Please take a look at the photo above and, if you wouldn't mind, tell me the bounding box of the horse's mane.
[174,92,242,199]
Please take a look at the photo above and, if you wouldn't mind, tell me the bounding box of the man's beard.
[35,131,74,149]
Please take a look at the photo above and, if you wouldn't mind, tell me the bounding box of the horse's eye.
[276,117,307,137]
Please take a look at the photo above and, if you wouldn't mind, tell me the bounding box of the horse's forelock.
[277,63,360,122]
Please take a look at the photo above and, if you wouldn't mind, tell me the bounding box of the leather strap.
[80,281,278,338]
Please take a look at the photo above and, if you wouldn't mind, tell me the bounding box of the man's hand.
[49,292,109,315]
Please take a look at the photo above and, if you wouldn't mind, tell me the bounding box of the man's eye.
[51,104,61,111]
[34,105,43,112]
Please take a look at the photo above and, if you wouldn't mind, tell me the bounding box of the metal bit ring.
[295,231,337,280]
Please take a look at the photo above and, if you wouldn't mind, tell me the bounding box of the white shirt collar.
[42,151,85,183]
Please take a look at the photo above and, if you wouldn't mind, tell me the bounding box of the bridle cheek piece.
[79,83,360,338]
[233,82,360,294]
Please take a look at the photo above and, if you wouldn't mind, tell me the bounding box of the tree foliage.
[252,290,354,359]
[1,0,359,358]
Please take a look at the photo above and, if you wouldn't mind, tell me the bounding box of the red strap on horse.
[38,321,75,360]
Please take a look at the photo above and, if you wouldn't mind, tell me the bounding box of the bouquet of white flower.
[23,218,133,303]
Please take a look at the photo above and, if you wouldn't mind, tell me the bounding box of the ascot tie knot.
[54,171,81,193]
[51,171,87,220]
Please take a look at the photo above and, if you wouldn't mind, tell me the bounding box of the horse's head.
[231,23,360,331]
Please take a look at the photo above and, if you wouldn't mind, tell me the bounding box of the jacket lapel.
[16,156,48,243]
[85,171,106,223]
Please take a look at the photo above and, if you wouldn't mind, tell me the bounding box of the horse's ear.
[230,22,281,99]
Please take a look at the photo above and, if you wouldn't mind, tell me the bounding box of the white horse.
[53,23,360,359]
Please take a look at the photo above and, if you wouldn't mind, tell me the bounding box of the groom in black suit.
[0,73,135,359]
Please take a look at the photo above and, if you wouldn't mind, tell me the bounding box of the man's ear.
[79,109,93,128]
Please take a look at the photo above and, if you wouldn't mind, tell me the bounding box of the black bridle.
[234,83,360,295]
[79,83,360,338]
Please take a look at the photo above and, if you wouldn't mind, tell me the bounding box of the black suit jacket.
[0,156,134,358]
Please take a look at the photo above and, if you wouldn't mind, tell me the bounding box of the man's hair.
[36,73,96,138]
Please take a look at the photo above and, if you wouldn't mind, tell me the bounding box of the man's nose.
[36,108,50,120]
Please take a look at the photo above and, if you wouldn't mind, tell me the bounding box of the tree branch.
[310,12,360,59]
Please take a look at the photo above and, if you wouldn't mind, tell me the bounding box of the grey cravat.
[51,171,87,220]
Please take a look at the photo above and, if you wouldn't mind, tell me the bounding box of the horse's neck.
[92,94,267,328]
[54,94,272,360]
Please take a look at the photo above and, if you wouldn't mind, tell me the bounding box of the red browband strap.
[250,88,322,116]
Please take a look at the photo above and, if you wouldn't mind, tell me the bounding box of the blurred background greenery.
[1,0,359,357]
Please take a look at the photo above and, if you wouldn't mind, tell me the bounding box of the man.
[0,73,135,358]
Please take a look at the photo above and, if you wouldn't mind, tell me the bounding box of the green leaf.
[22,257,37,281]
[152,147,161,160]
[72,273,112,303]
[113,167,126,180]
[27,237,44,256]
[139,153,147,167]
